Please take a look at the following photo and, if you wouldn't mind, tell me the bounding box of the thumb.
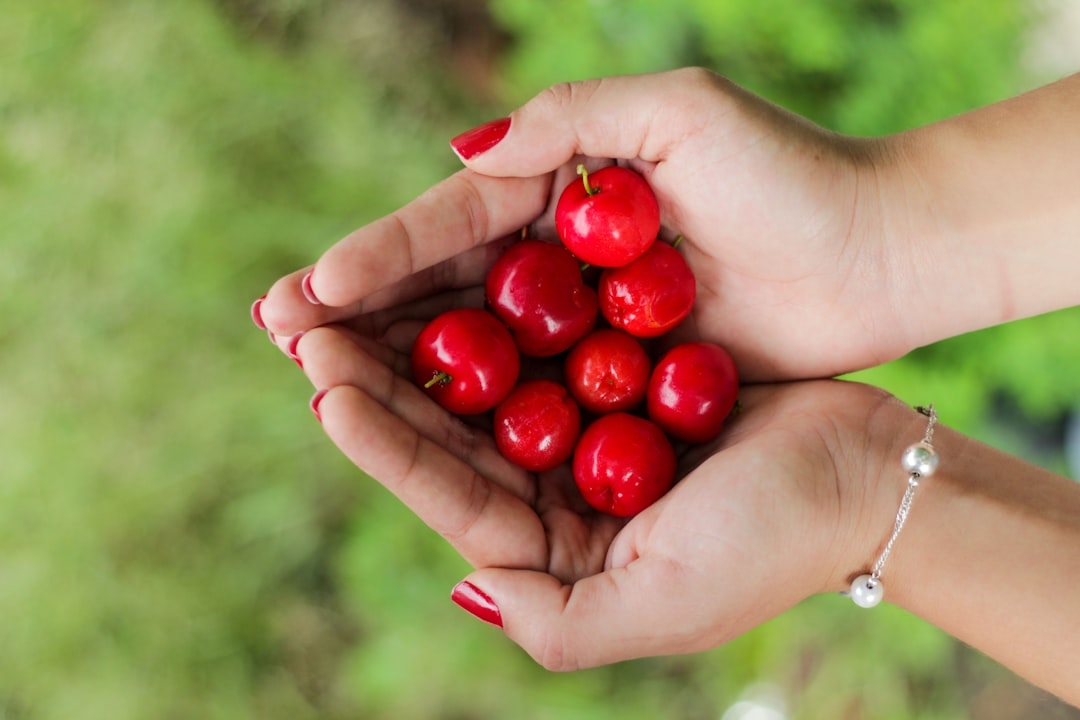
[450,68,722,175]
[450,558,712,671]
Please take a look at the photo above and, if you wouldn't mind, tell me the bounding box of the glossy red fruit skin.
[572,413,677,518]
[485,239,599,357]
[647,342,739,444]
[494,380,581,472]
[412,308,520,415]
[564,328,651,414]
[554,166,661,268]
[599,241,696,338]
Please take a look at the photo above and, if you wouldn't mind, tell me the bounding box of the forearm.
[856,405,1080,704]
[883,72,1080,348]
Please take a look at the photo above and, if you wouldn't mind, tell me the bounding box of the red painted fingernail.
[251,295,267,330]
[310,388,329,422]
[286,332,304,368]
[301,271,321,305]
[450,117,510,161]
[451,581,503,628]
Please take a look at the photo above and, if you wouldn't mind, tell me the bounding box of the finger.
[259,266,364,338]
[316,385,549,571]
[454,68,724,176]
[344,233,515,318]
[260,233,513,337]
[305,171,551,308]
[299,326,535,502]
[454,558,719,671]
[340,285,486,341]
[268,285,483,362]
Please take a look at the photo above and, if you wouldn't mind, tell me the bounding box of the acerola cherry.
[485,239,598,357]
[572,413,677,518]
[412,308,520,415]
[647,342,739,444]
[599,240,696,338]
[494,380,581,472]
[554,164,661,268]
[564,328,651,415]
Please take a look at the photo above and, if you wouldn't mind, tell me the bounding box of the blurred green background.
[3,0,1079,718]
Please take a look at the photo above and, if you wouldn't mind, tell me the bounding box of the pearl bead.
[901,441,939,477]
[849,574,884,608]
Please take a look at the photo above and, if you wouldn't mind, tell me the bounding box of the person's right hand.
[259,67,914,381]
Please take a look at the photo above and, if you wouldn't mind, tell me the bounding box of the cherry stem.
[577,163,598,197]
[671,235,684,249]
[424,371,452,389]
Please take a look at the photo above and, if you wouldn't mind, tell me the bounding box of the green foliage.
[491,0,1033,133]
[1,0,457,717]
[3,0,1076,718]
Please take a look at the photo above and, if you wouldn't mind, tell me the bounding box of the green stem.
[577,163,598,196]
[424,371,451,389]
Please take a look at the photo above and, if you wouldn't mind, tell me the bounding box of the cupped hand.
[292,316,913,670]
[258,67,912,381]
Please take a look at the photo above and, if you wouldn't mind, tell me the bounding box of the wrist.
[874,74,1080,347]
[823,392,935,595]
[834,133,930,367]
[826,393,1080,703]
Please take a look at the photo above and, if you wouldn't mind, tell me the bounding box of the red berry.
[564,328,651,414]
[494,380,581,472]
[572,413,676,517]
[555,165,661,268]
[412,308,520,415]
[485,239,598,357]
[599,240,696,338]
[647,342,739,444]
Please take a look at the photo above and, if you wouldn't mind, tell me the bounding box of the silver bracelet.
[847,405,940,608]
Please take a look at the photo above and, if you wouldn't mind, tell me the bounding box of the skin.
[257,68,1080,704]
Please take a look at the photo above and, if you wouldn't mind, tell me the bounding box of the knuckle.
[537,80,576,111]
[676,65,713,82]
[535,631,574,673]
[538,78,604,114]
[441,413,478,461]
[668,66,736,111]
[442,469,492,542]
[451,173,490,249]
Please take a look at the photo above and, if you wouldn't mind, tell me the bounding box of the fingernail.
[450,117,511,161]
[310,388,329,422]
[251,295,267,330]
[451,581,503,628]
[301,271,321,305]
[286,332,304,368]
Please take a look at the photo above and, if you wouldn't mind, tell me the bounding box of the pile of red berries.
[411,165,739,517]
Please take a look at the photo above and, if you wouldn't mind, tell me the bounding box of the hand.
[256,68,910,381]
[292,322,914,670]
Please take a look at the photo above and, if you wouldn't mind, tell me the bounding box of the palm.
[298,321,631,582]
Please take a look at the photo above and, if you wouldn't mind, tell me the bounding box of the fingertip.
[450,117,512,162]
[458,569,577,669]
[309,387,329,422]
[301,270,321,305]
[285,331,304,368]
[260,267,359,337]
[250,294,267,330]
[451,580,504,628]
